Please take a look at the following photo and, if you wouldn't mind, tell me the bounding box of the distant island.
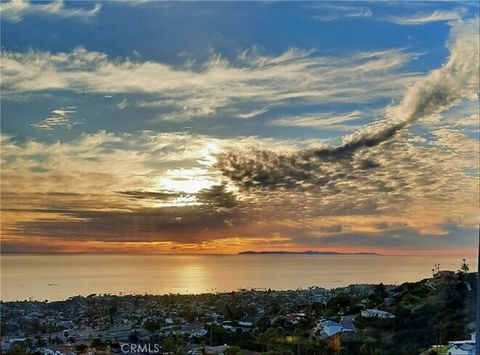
[238,250,380,255]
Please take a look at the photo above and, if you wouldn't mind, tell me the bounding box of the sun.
[147,168,221,207]
[153,168,217,194]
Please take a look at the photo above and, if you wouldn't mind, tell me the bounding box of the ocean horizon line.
[0,251,477,257]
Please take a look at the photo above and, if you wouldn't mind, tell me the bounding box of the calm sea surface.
[1,254,476,301]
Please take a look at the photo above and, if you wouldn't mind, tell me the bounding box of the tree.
[162,334,187,354]
[459,259,469,273]
[75,344,88,353]
[163,334,176,353]
[91,338,107,351]
[108,305,118,325]
[254,329,268,352]
[128,332,139,343]
[264,327,284,352]
[144,319,161,332]
[224,346,242,355]
[375,283,388,298]
[7,343,29,355]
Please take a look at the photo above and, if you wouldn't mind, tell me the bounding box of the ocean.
[1,253,476,301]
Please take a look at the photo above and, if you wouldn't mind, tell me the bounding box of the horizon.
[1,1,479,256]
[0,250,477,257]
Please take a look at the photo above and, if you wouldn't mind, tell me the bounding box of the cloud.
[312,4,372,22]
[1,11,478,254]
[386,9,465,25]
[117,98,128,110]
[270,110,363,130]
[455,113,479,127]
[217,19,479,186]
[0,130,259,245]
[30,107,83,130]
[1,46,418,121]
[237,107,269,119]
[1,122,478,252]
[0,0,101,23]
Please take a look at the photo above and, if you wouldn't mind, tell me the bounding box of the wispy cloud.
[0,0,101,23]
[271,110,363,129]
[237,107,269,119]
[30,107,83,130]
[312,4,372,22]
[385,9,465,25]
[1,47,418,122]
[117,98,128,110]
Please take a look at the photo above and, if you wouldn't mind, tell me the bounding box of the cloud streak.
[0,0,101,23]
[271,110,363,129]
[311,4,372,22]
[30,107,83,130]
[386,9,465,25]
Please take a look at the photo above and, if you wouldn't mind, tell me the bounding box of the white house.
[447,332,476,355]
[204,344,229,355]
[317,320,343,337]
[360,309,395,319]
[239,320,253,327]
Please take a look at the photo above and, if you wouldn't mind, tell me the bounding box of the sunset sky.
[1,1,479,255]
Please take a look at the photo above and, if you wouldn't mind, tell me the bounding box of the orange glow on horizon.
[1,233,477,257]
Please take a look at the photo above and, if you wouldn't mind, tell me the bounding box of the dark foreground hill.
[345,270,477,354]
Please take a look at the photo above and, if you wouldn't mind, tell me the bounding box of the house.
[340,315,356,333]
[206,344,229,354]
[238,320,254,327]
[360,309,395,319]
[448,343,475,355]
[447,332,476,355]
[317,320,343,337]
[56,320,75,329]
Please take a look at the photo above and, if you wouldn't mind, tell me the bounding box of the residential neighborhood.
[1,271,477,354]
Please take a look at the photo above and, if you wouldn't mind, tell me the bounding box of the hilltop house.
[360,309,395,319]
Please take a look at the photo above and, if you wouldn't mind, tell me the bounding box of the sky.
[0,1,479,255]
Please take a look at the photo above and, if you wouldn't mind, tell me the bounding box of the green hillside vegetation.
[343,271,477,355]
